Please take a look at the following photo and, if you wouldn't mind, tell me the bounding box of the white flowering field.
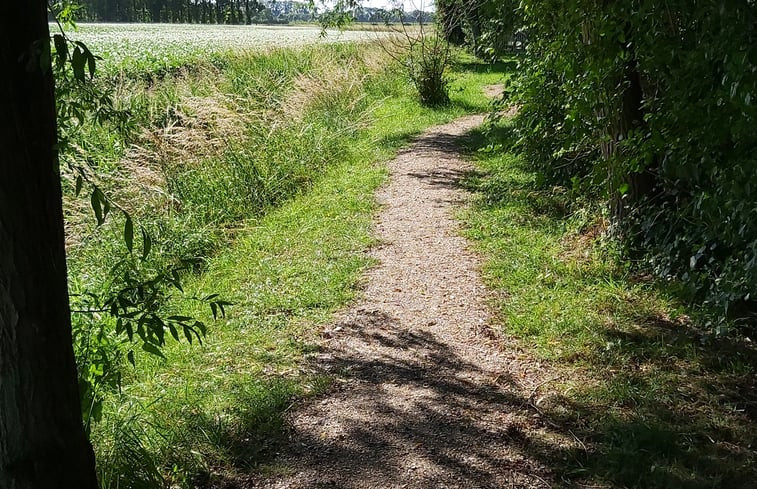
[61,23,379,75]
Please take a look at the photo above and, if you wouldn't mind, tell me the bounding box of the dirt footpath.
[252,115,558,489]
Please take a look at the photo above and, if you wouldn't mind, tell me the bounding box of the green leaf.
[86,49,96,77]
[153,319,166,345]
[167,315,193,321]
[75,175,83,197]
[141,227,152,261]
[194,321,207,335]
[91,189,104,225]
[73,41,96,78]
[168,323,180,342]
[53,34,67,68]
[71,46,85,82]
[141,342,166,359]
[124,215,134,252]
[103,197,111,222]
[182,325,194,344]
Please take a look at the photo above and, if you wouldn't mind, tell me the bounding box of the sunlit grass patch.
[84,44,513,487]
[100,155,383,486]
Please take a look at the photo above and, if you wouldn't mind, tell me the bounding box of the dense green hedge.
[472,1,756,330]
[436,0,520,57]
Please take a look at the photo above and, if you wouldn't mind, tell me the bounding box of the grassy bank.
[462,121,757,488]
[70,41,510,487]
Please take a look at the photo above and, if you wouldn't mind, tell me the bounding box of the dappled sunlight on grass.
[462,121,757,488]
[90,49,514,487]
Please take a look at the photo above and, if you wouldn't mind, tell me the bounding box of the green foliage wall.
[512,1,756,328]
[436,0,520,57]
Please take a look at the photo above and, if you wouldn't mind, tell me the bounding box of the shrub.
[407,34,452,106]
[377,21,452,106]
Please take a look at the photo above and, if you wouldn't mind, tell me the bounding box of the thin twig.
[528,374,565,402]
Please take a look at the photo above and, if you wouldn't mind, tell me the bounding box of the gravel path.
[252,115,557,488]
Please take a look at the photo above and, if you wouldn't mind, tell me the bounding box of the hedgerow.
[457,1,757,330]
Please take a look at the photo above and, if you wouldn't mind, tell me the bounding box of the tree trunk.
[608,53,656,226]
[148,0,163,22]
[0,3,99,489]
[583,14,656,230]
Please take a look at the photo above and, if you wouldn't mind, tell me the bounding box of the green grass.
[85,45,511,488]
[99,156,383,488]
[461,122,757,488]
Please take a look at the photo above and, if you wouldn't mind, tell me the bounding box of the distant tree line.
[69,0,435,25]
[351,7,433,24]
[71,0,315,24]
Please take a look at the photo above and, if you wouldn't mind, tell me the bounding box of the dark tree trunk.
[0,3,99,489]
[148,0,163,21]
[468,5,483,54]
[608,54,657,226]
[584,14,656,230]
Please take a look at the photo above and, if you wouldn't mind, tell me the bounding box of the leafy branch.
[48,3,232,428]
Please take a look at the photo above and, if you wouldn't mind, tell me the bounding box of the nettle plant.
[49,3,230,428]
[386,20,453,107]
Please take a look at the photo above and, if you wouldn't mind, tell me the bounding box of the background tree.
[0,1,99,487]
[436,0,520,57]
[435,0,756,327]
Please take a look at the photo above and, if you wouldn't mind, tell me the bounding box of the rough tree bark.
[0,2,99,488]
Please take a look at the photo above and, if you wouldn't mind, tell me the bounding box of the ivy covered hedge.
[443,1,757,330]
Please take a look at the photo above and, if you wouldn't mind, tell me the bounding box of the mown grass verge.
[81,44,510,488]
[462,121,757,488]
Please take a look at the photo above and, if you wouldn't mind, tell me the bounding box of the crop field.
[58,23,382,74]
